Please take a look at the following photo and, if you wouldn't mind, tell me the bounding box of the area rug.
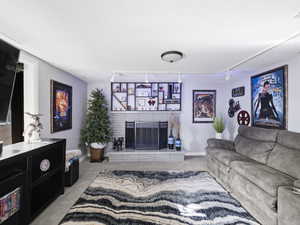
[59,171,260,225]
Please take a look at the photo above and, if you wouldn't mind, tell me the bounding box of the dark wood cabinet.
[0,139,66,225]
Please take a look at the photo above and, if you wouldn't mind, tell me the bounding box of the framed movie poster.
[193,90,216,123]
[51,80,72,133]
[251,65,288,129]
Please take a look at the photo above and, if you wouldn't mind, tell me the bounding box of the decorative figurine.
[228,99,241,118]
[113,138,118,150]
[113,137,124,151]
[23,112,43,144]
[116,137,124,151]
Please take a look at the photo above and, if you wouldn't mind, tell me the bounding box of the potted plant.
[213,117,225,139]
[80,89,112,162]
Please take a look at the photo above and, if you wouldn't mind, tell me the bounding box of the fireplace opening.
[125,121,168,150]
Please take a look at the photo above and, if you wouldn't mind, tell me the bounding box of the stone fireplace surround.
[107,113,184,161]
[108,118,184,162]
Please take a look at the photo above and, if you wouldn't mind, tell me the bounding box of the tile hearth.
[107,148,185,162]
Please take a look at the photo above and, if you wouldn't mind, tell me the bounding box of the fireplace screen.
[125,121,168,150]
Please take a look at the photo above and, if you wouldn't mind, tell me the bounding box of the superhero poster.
[251,66,287,129]
[193,90,216,123]
[51,80,72,133]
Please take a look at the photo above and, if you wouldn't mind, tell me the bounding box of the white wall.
[223,55,300,139]
[88,74,228,155]
[20,51,88,150]
[38,60,87,150]
[19,51,40,143]
[88,54,300,155]
[180,76,227,154]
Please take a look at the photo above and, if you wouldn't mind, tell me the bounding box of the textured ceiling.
[1,0,300,82]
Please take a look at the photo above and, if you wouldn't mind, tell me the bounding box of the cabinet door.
[31,144,64,182]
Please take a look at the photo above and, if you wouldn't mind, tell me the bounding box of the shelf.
[111,82,182,112]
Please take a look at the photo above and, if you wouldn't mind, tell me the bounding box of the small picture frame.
[232,86,245,97]
[193,90,216,123]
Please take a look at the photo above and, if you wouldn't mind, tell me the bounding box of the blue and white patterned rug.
[60,171,260,225]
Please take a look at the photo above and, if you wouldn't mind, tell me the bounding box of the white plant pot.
[216,133,222,139]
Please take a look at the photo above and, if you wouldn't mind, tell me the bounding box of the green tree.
[80,89,112,147]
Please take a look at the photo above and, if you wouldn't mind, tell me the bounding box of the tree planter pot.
[90,147,104,162]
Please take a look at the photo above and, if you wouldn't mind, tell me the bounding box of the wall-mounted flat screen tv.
[0,39,20,123]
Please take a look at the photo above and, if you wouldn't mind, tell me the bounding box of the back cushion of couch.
[267,130,300,180]
[234,126,278,164]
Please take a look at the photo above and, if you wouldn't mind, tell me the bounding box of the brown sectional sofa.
[206,125,300,225]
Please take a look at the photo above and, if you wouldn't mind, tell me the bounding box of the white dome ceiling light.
[161,51,183,63]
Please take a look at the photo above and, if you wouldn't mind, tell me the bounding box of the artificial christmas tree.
[80,89,112,162]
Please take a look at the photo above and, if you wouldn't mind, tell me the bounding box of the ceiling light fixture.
[161,51,183,63]
[177,72,182,83]
[226,31,300,73]
[225,70,231,81]
[145,73,149,83]
[110,73,115,82]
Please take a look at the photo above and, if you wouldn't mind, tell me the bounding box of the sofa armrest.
[278,186,300,225]
[294,179,300,189]
[206,138,235,151]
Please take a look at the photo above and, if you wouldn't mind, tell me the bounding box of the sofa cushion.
[267,131,300,180]
[207,148,251,166]
[235,135,275,164]
[237,125,278,142]
[278,186,300,225]
[231,161,294,197]
[230,169,277,211]
[277,130,300,149]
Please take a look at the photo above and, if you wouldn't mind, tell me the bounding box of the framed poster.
[193,90,216,123]
[51,80,72,133]
[251,65,288,129]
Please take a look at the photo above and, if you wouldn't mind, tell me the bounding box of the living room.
[0,1,300,225]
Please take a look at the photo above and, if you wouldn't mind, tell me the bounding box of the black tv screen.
[0,39,20,123]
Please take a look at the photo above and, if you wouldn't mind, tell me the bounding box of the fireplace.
[125,121,168,150]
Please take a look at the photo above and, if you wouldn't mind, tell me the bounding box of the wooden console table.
[0,139,66,225]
